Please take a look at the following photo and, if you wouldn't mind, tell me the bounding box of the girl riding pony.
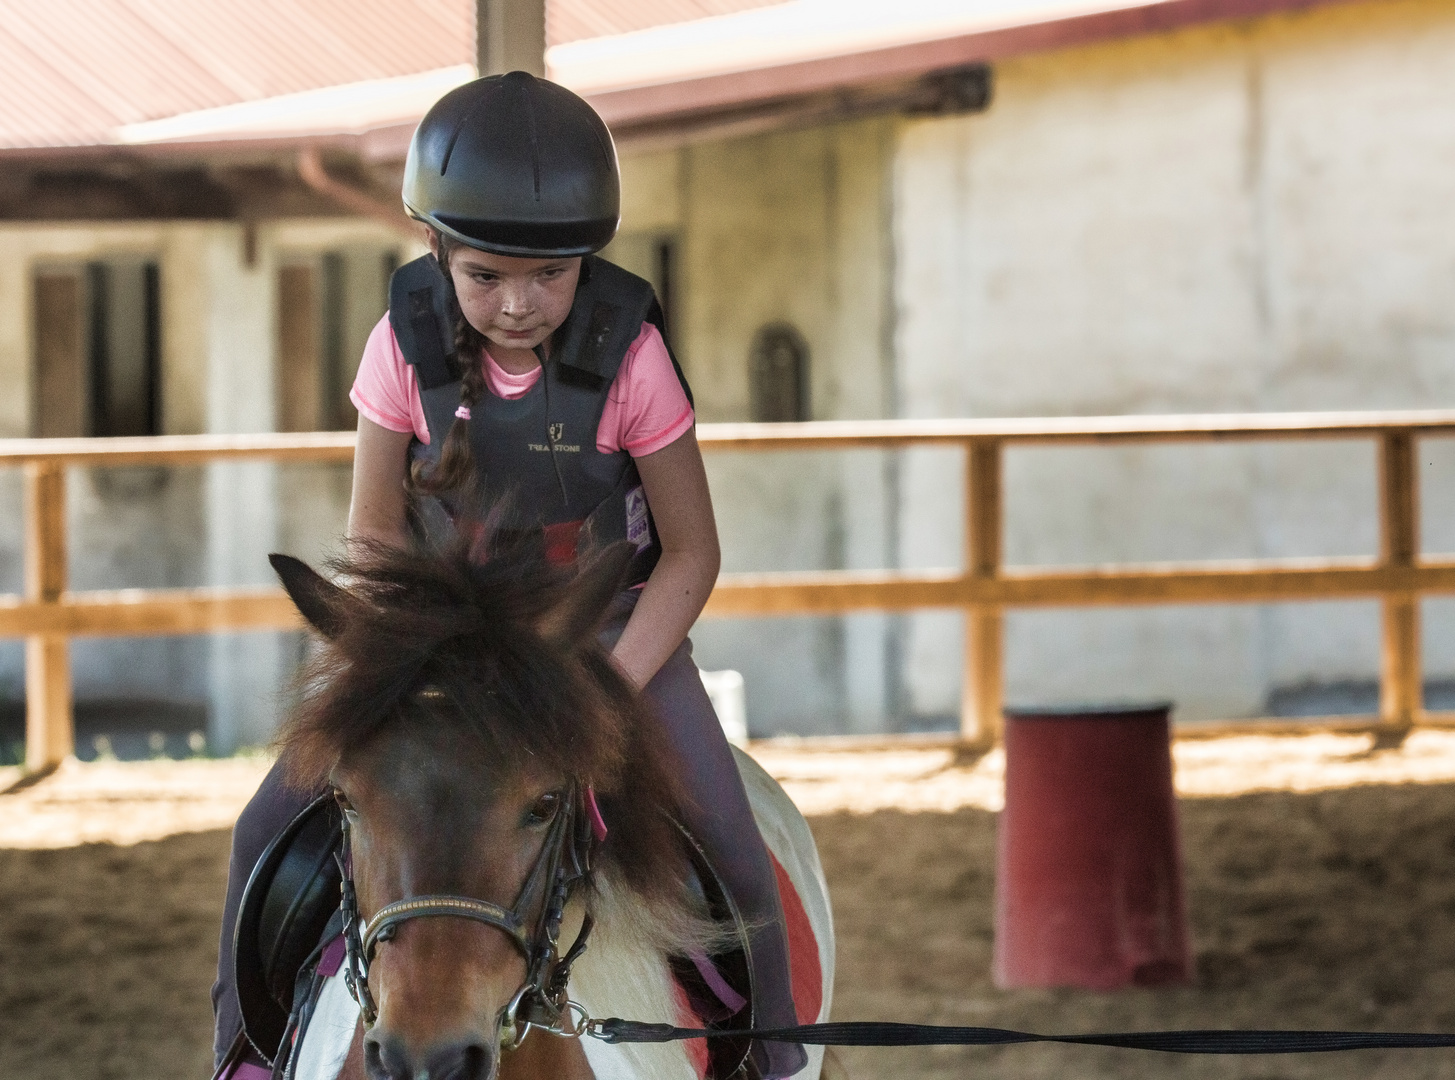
[213,71,807,1080]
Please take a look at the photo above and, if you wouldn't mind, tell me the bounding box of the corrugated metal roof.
[114,65,476,160]
[4,0,1317,154]
[0,0,472,149]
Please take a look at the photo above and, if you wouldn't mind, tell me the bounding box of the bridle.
[332,783,600,1048]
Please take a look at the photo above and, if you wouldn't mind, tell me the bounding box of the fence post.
[962,439,1004,745]
[24,462,72,771]
[1378,430,1420,732]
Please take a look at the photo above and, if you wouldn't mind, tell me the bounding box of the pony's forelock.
[272,515,694,908]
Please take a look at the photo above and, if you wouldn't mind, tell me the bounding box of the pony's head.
[271,526,691,1080]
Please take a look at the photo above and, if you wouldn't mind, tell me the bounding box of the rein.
[316,791,1455,1067]
[585,1018,1455,1056]
[333,784,599,1047]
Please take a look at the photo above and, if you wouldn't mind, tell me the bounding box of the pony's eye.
[526,792,561,826]
[333,789,357,818]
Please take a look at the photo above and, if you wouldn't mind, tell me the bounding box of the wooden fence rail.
[5,410,1455,771]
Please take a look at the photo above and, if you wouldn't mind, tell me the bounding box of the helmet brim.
[406,204,617,259]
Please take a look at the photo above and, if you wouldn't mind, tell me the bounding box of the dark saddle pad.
[234,793,342,1062]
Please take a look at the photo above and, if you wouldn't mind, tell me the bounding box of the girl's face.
[436,239,582,356]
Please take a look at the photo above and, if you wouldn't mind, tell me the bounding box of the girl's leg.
[211,760,322,1067]
[619,625,809,1079]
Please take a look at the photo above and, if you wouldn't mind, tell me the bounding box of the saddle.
[234,800,761,1078]
[233,793,343,1063]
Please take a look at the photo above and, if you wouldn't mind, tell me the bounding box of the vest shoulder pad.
[388,254,458,391]
[555,256,660,386]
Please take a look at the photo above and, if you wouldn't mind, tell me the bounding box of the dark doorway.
[749,322,810,423]
[277,247,397,432]
[87,260,162,437]
[33,259,161,438]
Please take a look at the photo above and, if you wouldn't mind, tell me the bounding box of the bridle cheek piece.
[333,785,600,1048]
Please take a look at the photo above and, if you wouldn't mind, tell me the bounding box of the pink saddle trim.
[223,1063,272,1080]
[690,950,748,1014]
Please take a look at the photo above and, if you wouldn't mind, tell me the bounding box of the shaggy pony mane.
[272,520,694,911]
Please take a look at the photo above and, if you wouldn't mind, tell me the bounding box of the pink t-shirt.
[349,314,693,457]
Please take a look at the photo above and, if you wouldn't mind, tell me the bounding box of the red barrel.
[993,704,1191,990]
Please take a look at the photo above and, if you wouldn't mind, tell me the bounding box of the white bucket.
[699,668,748,745]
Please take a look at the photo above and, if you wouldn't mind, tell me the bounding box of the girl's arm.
[347,415,415,550]
[611,427,721,689]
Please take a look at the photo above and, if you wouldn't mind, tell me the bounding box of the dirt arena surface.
[8,732,1455,1079]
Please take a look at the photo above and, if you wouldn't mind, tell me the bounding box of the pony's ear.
[538,541,635,647]
[270,553,359,639]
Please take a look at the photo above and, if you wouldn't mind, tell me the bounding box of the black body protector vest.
[389,254,691,586]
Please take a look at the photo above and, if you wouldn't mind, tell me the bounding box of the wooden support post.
[1379,431,1420,732]
[963,440,1004,745]
[24,462,72,771]
[476,0,546,76]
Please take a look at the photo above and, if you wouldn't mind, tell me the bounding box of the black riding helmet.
[403,71,620,257]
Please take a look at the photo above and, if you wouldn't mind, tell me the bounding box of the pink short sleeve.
[598,323,694,456]
[350,314,687,454]
[349,315,430,443]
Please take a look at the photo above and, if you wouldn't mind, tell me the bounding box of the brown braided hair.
[408,232,491,497]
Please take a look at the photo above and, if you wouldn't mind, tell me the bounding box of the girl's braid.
[408,233,488,496]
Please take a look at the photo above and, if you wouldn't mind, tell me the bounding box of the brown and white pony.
[269,528,833,1080]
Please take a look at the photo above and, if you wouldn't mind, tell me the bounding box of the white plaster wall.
[201,218,414,750]
[1257,1,1455,691]
[1257,1,1455,411]
[163,228,210,436]
[615,119,898,734]
[893,0,1455,721]
[618,149,683,235]
[199,224,285,753]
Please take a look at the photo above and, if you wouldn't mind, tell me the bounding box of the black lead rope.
[589,1018,1455,1055]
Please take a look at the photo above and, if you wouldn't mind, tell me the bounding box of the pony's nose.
[364,1029,494,1080]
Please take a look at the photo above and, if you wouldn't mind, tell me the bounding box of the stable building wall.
[10,0,1455,747]
[610,117,902,735]
[893,0,1455,721]
[609,0,1455,732]
[0,219,411,756]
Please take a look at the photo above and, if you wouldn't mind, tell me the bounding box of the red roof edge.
[588,0,1339,129]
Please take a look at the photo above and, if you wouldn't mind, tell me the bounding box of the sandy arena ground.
[8,732,1455,1078]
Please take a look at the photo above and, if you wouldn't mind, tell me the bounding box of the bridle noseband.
[333,784,599,1047]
